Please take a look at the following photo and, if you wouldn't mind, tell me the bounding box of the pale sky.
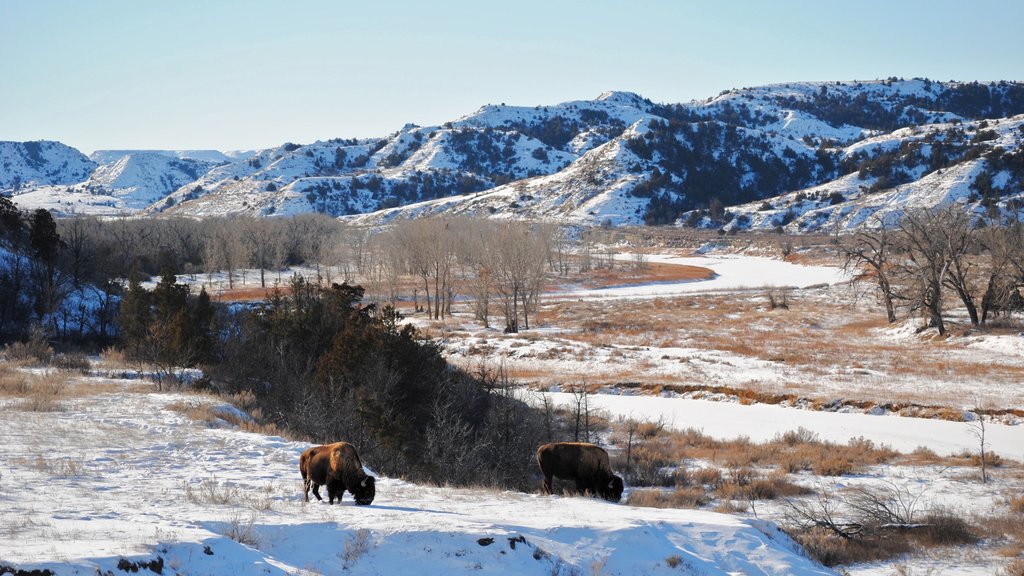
[2,0,1022,154]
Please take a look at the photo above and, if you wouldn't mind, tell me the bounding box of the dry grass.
[1009,494,1024,515]
[1005,560,1024,576]
[183,478,276,511]
[613,423,898,484]
[790,527,912,567]
[550,261,714,291]
[166,399,247,428]
[0,370,72,412]
[472,271,1024,410]
[225,513,260,547]
[627,487,707,509]
[342,529,373,568]
[34,456,85,478]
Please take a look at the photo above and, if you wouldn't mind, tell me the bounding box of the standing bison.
[299,442,375,505]
[537,442,624,502]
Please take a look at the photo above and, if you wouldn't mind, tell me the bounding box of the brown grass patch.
[1009,494,1024,515]
[166,398,251,429]
[790,527,913,567]
[551,262,714,292]
[0,370,72,412]
[216,285,288,302]
[627,487,707,509]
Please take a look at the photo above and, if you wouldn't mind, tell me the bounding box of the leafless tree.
[239,217,279,288]
[841,222,901,323]
[784,483,863,539]
[938,207,982,325]
[894,207,962,335]
[568,382,592,443]
[203,218,243,290]
[845,480,926,527]
[968,415,989,484]
[978,220,1024,323]
[494,221,549,332]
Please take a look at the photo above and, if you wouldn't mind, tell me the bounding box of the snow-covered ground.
[551,254,847,300]
[2,252,1021,574]
[0,377,835,575]
[546,392,1023,460]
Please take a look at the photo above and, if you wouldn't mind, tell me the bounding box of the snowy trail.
[546,392,1024,460]
[0,379,836,575]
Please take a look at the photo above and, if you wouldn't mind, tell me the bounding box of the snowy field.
[8,251,1016,574]
[546,392,1024,461]
[0,377,835,576]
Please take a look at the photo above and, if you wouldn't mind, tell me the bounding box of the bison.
[299,442,375,505]
[537,442,624,502]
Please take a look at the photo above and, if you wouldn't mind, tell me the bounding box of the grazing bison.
[299,442,375,505]
[537,442,624,502]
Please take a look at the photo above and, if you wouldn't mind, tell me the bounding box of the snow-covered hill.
[0,140,95,190]
[90,149,256,165]
[82,152,219,209]
[0,375,836,575]
[6,78,1024,229]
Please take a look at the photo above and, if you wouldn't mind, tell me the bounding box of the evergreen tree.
[28,209,62,265]
[0,196,21,244]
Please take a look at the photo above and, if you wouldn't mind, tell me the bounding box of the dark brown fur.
[299,442,375,505]
[537,442,624,502]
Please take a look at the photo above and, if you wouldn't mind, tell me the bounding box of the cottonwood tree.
[842,222,901,323]
[494,221,549,332]
[978,220,1024,323]
[239,217,280,288]
[894,207,960,335]
[937,207,982,325]
[391,219,435,316]
[458,218,499,327]
[203,219,243,290]
[165,217,205,278]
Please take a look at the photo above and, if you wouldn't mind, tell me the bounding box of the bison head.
[352,475,375,505]
[599,474,624,502]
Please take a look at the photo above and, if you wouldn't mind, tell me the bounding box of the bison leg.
[327,479,344,504]
[303,477,311,502]
[541,474,553,495]
[575,478,589,496]
[311,482,324,501]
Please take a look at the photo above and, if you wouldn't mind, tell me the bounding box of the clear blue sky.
[2,0,1022,153]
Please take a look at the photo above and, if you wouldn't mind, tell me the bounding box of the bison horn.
[361,477,368,488]
[608,480,615,488]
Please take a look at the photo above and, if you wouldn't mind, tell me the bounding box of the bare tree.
[968,415,989,484]
[978,220,1024,324]
[239,217,279,288]
[895,207,960,335]
[203,218,243,290]
[939,207,982,326]
[841,222,901,323]
[458,218,499,327]
[494,221,549,332]
[845,480,926,528]
[784,483,863,540]
[568,382,592,442]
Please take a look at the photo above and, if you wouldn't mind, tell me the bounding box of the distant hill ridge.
[4,78,1023,231]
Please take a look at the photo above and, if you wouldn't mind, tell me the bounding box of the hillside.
[0,140,96,190]
[0,371,836,575]
[5,79,1024,228]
